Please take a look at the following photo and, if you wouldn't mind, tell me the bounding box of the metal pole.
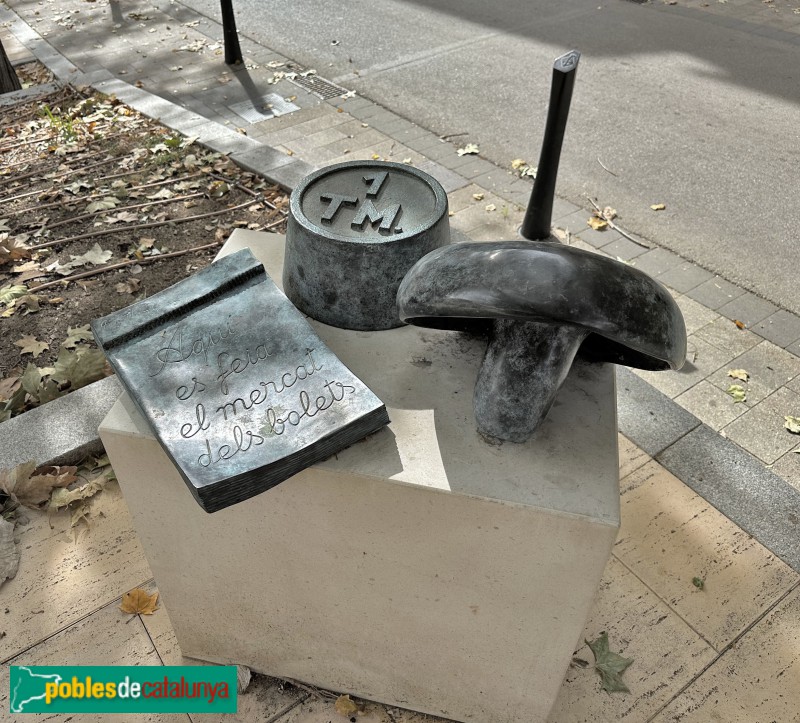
[520,50,580,241]
[220,0,243,66]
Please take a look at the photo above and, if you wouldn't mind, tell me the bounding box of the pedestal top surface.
[103,230,619,525]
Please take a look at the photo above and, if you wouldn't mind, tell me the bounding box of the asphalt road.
[178,0,800,313]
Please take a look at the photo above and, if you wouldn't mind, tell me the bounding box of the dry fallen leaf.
[727,384,747,403]
[728,368,750,382]
[457,143,479,156]
[734,319,747,330]
[587,216,608,231]
[650,203,666,211]
[586,631,633,693]
[14,335,49,358]
[334,694,361,717]
[485,204,497,212]
[115,278,141,295]
[0,517,20,586]
[2,463,78,508]
[602,206,617,221]
[785,416,800,434]
[120,588,160,615]
[472,193,485,201]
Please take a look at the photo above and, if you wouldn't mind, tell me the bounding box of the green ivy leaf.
[586,631,634,693]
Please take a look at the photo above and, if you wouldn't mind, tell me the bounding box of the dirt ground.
[0,63,288,420]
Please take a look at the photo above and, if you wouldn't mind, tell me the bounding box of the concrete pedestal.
[99,230,620,723]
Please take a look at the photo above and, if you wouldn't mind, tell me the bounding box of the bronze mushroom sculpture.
[396,241,686,442]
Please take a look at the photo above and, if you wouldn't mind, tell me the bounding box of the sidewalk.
[1,1,800,721]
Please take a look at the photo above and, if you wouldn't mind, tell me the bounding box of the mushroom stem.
[474,318,589,443]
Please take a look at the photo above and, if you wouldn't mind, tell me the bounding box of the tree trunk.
[0,38,22,94]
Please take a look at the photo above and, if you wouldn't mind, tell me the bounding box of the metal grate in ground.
[287,73,349,100]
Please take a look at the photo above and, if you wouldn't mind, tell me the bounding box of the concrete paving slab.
[705,340,800,407]
[616,367,700,457]
[657,261,714,294]
[752,309,800,349]
[675,380,748,432]
[654,587,800,723]
[616,460,797,650]
[718,291,779,328]
[721,386,800,465]
[549,555,716,722]
[687,275,746,310]
[0,376,120,471]
[657,424,800,572]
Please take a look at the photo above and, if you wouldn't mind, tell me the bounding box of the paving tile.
[673,295,719,336]
[447,156,494,180]
[693,315,762,358]
[618,433,650,479]
[656,262,714,294]
[449,193,515,235]
[469,170,517,196]
[549,556,716,722]
[575,226,621,249]
[371,117,416,137]
[615,460,797,650]
[0,602,191,722]
[446,184,487,214]
[752,309,800,349]
[414,160,468,194]
[386,125,430,145]
[718,291,779,328]
[250,104,335,133]
[554,209,591,236]
[195,125,261,155]
[675,379,747,431]
[231,145,297,177]
[277,695,453,722]
[770,446,800,495]
[330,95,373,112]
[139,587,306,722]
[328,141,424,166]
[402,134,448,155]
[616,367,700,457]
[635,334,733,399]
[722,387,800,465]
[266,159,318,191]
[318,128,390,156]
[552,197,588,222]
[600,236,650,261]
[421,141,463,165]
[462,216,524,242]
[657,425,800,572]
[1,482,152,662]
[788,338,800,358]
[706,340,800,407]
[629,247,682,277]
[653,585,800,723]
[282,126,349,153]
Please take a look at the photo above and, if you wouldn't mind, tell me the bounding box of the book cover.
[92,248,389,512]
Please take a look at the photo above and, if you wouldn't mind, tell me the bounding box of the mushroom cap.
[397,241,686,371]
